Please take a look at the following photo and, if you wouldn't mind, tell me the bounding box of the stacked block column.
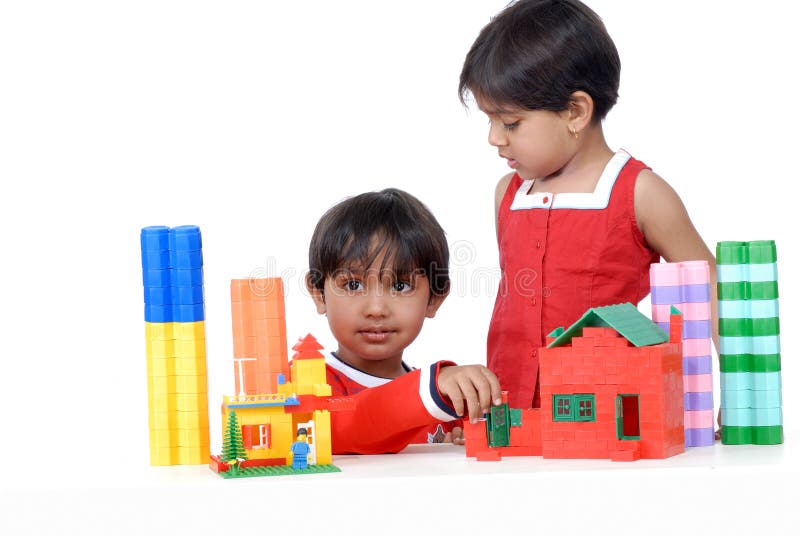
[142,225,210,465]
[650,261,714,446]
[230,278,288,395]
[717,241,783,445]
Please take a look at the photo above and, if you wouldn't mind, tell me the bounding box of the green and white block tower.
[717,240,783,445]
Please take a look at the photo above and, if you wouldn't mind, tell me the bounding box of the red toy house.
[464,303,685,462]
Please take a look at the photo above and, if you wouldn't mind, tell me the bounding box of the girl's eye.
[503,121,519,131]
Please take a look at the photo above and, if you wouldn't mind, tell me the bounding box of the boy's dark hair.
[459,0,620,121]
[308,188,450,298]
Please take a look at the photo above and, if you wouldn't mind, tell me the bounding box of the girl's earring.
[569,127,579,139]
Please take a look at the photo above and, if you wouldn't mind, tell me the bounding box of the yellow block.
[312,383,333,397]
[150,446,178,466]
[176,375,208,394]
[292,359,328,395]
[176,393,209,412]
[145,322,175,341]
[146,339,176,359]
[176,428,210,447]
[174,356,207,376]
[148,392,176,413]
[177,410,209,430]
[150,428,177,448]
[147,356,175,377]
[177,446,208,465]
[174,338,206,358]
[174,321,205,340]
[149,410,178,430]
[312,410,332,465]
[148,375,177,395]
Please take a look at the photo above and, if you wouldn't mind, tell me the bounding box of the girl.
[459,0,717,409]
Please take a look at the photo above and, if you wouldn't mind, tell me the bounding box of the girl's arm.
[634,169,719,349]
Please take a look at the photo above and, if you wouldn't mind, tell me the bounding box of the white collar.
[510,149,631,211]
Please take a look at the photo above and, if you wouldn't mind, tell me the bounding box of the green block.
[718,281,779,301]
[510,408,522,427]
[219,463,341,479]
[719,353,781,373]
[719,317,780,337]
[716,240,777,264]
[721,425,783,445]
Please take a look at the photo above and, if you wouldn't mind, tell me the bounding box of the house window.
[552,394,596,422]
[241,424,270,449]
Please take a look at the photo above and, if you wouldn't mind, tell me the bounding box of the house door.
[297,420,316,465]
[615,395,640,440]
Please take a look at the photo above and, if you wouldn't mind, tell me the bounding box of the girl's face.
[476,95,574,181]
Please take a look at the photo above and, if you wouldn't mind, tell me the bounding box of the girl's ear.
[565,90,594,135]
[305,273,327,315]
[425,285,450,319]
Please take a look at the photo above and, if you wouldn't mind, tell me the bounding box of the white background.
[1,1,797,532]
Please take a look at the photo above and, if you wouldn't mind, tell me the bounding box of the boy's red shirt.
[322,353,458,454]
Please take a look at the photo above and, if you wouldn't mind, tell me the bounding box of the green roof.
[546,303,671,348]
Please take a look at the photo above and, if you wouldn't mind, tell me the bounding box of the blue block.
[722,407,782,427]
[651,284,710,305]
[685,392,714,410]
[144,286,173,306]
[721,389,782,409]
[173,268,204,287]
[685,427,714,447]
[717,262,778,284]
[168,225,202,251]
[141,226,170,251]
[720,335,780,355]
[171,285,204,305]
[143,269,171,287]
[721,371,782,391]
[683,320,711,339]
[173,303,205,322]
[169,249,203,269]
[141,249,171,271]
[145,304,174,323]
[718,299,779,320]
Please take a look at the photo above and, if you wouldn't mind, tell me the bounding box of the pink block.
[650,263,682,286]
[678,261,710,285]
[685,409,715,429]
[652,302,711,323]
[684,373,713,393]
[684,338,712,357]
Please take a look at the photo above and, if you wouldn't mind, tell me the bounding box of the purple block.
[656,322,670,336]
[685,392,714,410]
[651,284,710,305]
[683,320,711,339]
[685,427,715,447]
[684,356,713,375]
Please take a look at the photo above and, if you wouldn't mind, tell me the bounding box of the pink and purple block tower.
[650,261,715,447]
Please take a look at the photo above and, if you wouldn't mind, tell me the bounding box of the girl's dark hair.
[308,188,449,298]
[459,0,620,121]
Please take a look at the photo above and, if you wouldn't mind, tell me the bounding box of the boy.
[306,188,501,453]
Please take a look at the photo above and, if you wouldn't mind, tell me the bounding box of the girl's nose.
[488,122,507,147]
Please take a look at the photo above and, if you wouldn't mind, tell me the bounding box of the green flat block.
[718,281,779,301]
[720,353,781,373]
[721,426,783,445]
[719,317,780,337]
[716,240,777,264]
[219,464,341,479]
[510,408,522,427]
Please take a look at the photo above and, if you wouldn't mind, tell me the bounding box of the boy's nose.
[488,123,507,147]
[363,292,390,318]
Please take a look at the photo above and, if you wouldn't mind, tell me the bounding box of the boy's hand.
[437,365,502,423]
[450,426,465,445]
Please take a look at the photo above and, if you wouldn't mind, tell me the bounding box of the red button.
[542,196,549,204]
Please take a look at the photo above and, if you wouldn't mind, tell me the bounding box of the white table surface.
[2,434,797,535]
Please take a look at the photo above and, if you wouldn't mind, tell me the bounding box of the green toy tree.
[221,411,248,464]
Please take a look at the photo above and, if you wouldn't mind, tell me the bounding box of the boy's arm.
[330,362,459,454]
[634,169,719,349]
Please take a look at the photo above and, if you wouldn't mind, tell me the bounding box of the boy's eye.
[345,280,363,292]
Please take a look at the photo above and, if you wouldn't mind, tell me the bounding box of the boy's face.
[308,252,446,377]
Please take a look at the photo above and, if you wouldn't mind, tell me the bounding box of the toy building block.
[141,225,210,466]
[650,261,714,446]
[717,241,783,445]
[464,303,685,462]
[216,277,347,477]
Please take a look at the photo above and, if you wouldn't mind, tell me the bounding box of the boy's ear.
[425,287,449,319]
[305,273,327,315]
[565,90,594,134]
